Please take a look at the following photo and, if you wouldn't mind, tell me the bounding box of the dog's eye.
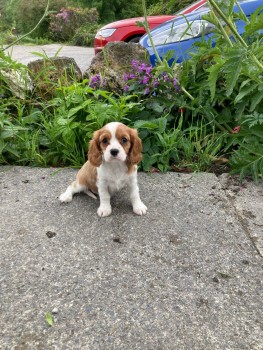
[121,137,128,144]
[102,138,108,144]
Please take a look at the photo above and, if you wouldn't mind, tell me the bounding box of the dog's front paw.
[133,202,147,216]
[97,205,112,217]
[59,191,72,203]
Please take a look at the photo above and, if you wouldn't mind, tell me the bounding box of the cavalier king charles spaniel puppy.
[59,122,147,217]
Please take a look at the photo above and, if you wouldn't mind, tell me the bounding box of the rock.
[1,68,33,99]
[1,56,82,100]
[83,42,150,94]
[52,307,59,314]
[28,57,82,99]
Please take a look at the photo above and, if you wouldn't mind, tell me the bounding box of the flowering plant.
[88,73,107,90]
[49,7,98,42]
[123,59,180,98]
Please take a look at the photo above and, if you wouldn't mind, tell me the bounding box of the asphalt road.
[5,44,95,73]
[1,166,263,349]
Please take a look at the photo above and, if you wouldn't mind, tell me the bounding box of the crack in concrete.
[218,174,263,258]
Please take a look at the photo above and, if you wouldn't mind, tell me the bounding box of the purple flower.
[131,59,139,69]
[153,80,159,88]
[138,63,148,73]
[128,73,136,79]
[123,85,130,92]
[123,72,136,82]
[57,8,69,21]
[173,78,181,92]
[141,76,149,84]
[123,73,129,82]
[89,74,101,88]
[91,75,100,82]
[145,66,152,75]
[162,73,170,82]
[144,87,150,94]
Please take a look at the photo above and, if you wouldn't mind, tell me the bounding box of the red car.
[94,0,207,54]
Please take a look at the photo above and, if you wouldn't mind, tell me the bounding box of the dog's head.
[88,122,142,169]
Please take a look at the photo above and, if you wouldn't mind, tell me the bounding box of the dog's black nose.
[110,149,119,157]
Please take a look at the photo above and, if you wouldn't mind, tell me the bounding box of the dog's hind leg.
[83,189,97,200]
[59,180,87,203]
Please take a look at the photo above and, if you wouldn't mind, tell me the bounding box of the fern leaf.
[251,42,263,61]
[250,89,263,112]
[207,57,224,100]
[230,142,263,181]
[223,47,247,96]
[234,81,258,104]
[244,7,263,37]
[242,112,263,127]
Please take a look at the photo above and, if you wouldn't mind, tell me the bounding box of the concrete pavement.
[0,166,263,349]
[5,44,95,73]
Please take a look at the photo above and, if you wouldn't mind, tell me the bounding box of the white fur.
[59,122,147,217]
[59,183,97,202]
[96,161,147,217]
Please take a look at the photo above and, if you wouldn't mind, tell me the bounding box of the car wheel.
[128,36,142,43]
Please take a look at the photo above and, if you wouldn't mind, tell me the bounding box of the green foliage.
[49,7,99,42]
[147,0,194,15]
[87,0,143,22]
[0,70,140,166]
[1,0,263,180]
[15,0,66,38]
[0,48,224,173]
[0,0,194,42]
[167,0,263,179]
[72,23,100,46]
[0,30,17,45]
[0,0,19,30]
[229,113,263,181]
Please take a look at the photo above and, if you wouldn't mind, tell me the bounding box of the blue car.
[140,0,263,66]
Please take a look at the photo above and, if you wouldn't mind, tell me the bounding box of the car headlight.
[148,20,214,46]
[96,28,116,38]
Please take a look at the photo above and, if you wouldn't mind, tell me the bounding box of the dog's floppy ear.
[88,130,103,167]
[128,128,143,165]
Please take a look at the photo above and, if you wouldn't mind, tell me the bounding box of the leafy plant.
[49,7,99,42]
[1,0,263,179]
[228,112,263,180]
[15,0,66,39]
[72,23,100,46]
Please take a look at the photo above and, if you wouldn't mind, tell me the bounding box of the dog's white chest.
[109,176,128,193]
[97,162,130,193]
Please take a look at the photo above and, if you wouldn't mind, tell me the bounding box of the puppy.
[59,122,147,217]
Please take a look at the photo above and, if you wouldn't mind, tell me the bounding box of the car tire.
[128,36,142,43]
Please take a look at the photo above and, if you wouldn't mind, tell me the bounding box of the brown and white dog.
[59,122,147,217]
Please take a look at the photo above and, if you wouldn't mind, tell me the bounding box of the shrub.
[0,0,19,31]
[15,0,66,38]
[49,7,99,42]
[119,59,224,172]
[0,30,17,45]
[72,23,100,47]
[147,0,194,15]
[144,0,263,178]
[176,0,263,179]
